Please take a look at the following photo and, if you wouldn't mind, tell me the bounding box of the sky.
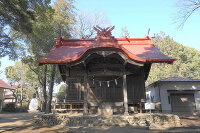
[1,0,200,83]
[75,0,200,49]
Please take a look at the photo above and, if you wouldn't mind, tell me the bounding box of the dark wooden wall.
[127,74,145,103]
[66,78,84,101]
[88,76,123,102]
[65,70,145,104]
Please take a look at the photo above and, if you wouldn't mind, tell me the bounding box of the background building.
[0,80,15,112]
[146,77,200,114]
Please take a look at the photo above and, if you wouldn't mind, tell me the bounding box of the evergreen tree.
[56,84,66,102]
[147,32,200,85]
[5,61,38,105]
[20,0,75,113]
[0,0,51,60]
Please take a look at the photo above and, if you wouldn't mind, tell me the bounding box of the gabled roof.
[0,80,15,90]
[38,26,175,65]
[158,77,200,82]
[147,77,200,88]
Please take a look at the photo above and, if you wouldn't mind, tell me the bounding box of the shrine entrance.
[88,76,123,102]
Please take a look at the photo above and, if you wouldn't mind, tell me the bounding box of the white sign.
[145,103,155,110]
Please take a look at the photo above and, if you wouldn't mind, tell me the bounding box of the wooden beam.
[88,71,134,77]
[123,73,129,115]
[83,74,88,115]
[78,82,82,100]
[88,71,123,76]
[66,50,144,67]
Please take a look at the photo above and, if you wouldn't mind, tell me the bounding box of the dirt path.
[3,124,200,133]
[0,112,42,132]
[2,125,68,133]
[180,115,200,127]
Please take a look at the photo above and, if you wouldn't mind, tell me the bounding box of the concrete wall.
[146,86,160,103]
[146,82,200,113]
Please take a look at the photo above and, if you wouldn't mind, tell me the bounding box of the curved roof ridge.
[38,37,175,65]
[38,27,175,65]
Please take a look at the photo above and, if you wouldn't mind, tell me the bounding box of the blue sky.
[75,0,200,49]
[1,0,200,82]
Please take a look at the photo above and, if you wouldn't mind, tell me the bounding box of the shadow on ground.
[0,112,43,132]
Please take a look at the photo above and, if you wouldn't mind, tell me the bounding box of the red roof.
[38,26,175,65]
[0,80,15,90]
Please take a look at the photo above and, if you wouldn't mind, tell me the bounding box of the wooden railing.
[53,102,84,113]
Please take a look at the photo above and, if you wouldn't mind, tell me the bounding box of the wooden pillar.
[123,73,129,115]
[139,102,142,113]
[64,79,68,103]
[65,67,69,103]
[78,81,82,100]
[53,101,56,114]
[83,74,88,115]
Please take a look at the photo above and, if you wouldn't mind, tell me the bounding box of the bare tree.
[73,10,110,39]
[176,0,200,28]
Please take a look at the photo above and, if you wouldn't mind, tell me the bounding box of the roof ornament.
[145,28,150,39]
[55,37,63,48]
[94,25,115,39]
[147,28,150,36]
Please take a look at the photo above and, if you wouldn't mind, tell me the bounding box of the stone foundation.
[33,113,181,128]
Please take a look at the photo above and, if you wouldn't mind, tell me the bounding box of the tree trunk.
[34,87,41,110]
[45,64,56,113]
[42,65,47,112]
[20,82,24,107]
[11,90,17,104]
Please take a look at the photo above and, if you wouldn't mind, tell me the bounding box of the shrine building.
[38,26,175,115]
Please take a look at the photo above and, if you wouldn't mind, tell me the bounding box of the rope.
[93,76,121,83]
[89,76,122,87]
